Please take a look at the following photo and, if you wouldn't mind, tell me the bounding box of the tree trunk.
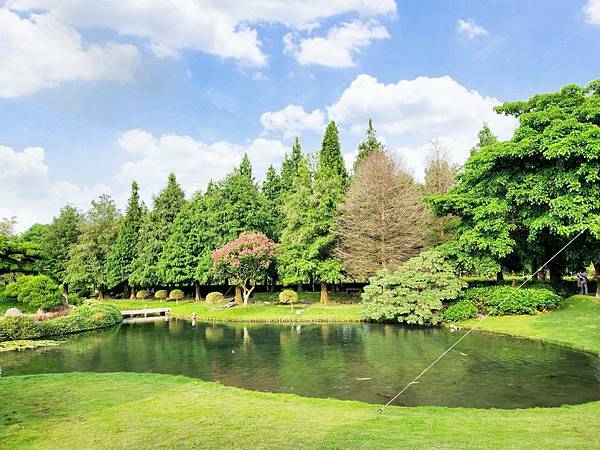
[496,270,504,284]
[320,282,329,304]
[62,283,69,307]
[297,284,303,293]
[98,285,105,300]
[235,286,243,304]
[195,283,201,302]
[549,265,563,287]
[594,262,600,298]
[130,286,136,300]
[269,281,275,293]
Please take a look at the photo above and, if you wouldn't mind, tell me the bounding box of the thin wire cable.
[377,227,588,415]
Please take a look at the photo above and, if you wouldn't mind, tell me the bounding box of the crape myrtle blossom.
[211,232,277,305]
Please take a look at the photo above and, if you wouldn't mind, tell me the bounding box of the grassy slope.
[105,291,362,322]
[459,295,600,354]
[1,372,598,449]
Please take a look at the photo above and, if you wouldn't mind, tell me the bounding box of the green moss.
[1,372,598,448]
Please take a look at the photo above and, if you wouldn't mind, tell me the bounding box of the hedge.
[206,292,224,303]
[463,286,561,315]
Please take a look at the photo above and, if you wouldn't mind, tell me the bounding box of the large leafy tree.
[313,121,348,303]
[130,173,185,288]
[429,80,600,295]
[66,195,120,299]
[335,149,427,280]
[106,181,145,297]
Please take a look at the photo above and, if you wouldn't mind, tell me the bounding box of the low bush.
[443,300,478,322]
[136,290,149,300]
[40,301,122,337]
[0,316,42,341]
[206,292,224,303]
[463,286,561,315]
[361,251,466,325]
[155,290,168,300]
[278,289,299,305]
[169,289,185,300]
[4,275,63,310]
[67,294,86,306]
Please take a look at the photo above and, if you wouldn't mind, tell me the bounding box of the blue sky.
[1,0,599,230]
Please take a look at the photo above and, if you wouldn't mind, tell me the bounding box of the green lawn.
[104,291,363,322]
[1,372,598,449]
[458,295,600,354]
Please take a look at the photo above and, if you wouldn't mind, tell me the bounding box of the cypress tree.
[354,118,383,170]
[261,164,283,241]
[280,137,304,196]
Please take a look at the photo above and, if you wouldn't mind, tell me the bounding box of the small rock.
[4,308,23,316]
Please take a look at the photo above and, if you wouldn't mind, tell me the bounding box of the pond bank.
[1,372,598,448]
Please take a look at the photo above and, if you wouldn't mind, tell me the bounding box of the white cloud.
[327,74,517,176]
[457,19,488,39]
[6,0,396,69]
[284,20,390,67]
[0,145,109,231]
[584,0,600,24]
[115,130,287,199]
[0,9,140,97]
[260,105,326,138]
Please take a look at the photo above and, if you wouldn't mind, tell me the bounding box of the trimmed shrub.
[361,250,466,325]
[4,275,63,310]
[67,294,85,306]
[169,289,185,300]
[41,301,122,337]
[463,286,561,315]
[443,300,478,322]
[0,316,42,341]
[206,292,224,303]
[155,290,168,300]
[136,290,149,300]
[278,289,299,305]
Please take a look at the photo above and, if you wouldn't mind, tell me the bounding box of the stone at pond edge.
[4,308,23,316]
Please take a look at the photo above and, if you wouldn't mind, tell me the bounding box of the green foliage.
[261,164,283,241]
[279,137,304,198]
[40,301,122,337]
[429,80,600,279]
[106,181,144,288]
[43,205,82,284]
[154,290,168,300]
[169,289,185,300]
[442,300,478,322]
[136,290,149,300]
[0,235,45,276]
[0,316,42,341]
[206,292,224,303]
[463,286,561,315]
[361,251,466,325]
[130,173,185,288]
[354,118,383,170]
[278,289,299,305]
[4,275,64,309]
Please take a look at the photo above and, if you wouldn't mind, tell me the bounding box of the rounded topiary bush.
[155,290,168,300]
[4,275,63,310]
[169,289,185,301]
[0,316,42,341]
[443,300,478,323]
[278,289,299,305]
[136,290,149,300]
[206,292,224,303]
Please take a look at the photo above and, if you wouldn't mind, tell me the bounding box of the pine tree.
[354,119,383,170]
[261,165,283,241]
[106,181,145,297]
[130,173,185,288]
[318,121,348,187]
[280,137,304,196]
[66,195,120,299]
[470,123,497,155]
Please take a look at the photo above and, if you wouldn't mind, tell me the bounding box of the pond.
[1,320,599,408]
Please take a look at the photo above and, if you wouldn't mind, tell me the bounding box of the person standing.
[576,272,589,295]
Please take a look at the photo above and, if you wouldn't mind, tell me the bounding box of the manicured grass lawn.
[104,291,363,322]
[1,372,598,449]
[459,295,600,354]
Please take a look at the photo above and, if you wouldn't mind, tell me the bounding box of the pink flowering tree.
[211,232,278,306]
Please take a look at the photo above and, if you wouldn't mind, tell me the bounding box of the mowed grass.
[459,295,600,354]
[1,372,598,449]
[104,291,363,322]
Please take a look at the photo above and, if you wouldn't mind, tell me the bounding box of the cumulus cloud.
[457,19,488,39]
[0,8,140,97]
[0,145,110,231]
[260,105,326,138]
[6,0,396,69]
[326,74,517,177]
[584,0,600,25]
[284,20,390,67]
[115,129,287,199]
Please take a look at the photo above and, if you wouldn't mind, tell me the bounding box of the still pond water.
[1,320,599,408]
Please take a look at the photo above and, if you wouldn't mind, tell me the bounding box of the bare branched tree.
[334,149,427,281]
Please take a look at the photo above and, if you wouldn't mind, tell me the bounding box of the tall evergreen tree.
[470,123,497,155]
[130,173,185,288]
[280,137,304,196]
[66,195,120,299]
[354,119,383,170]
[261,164,283,241]
[106,181,145,297]
[313,121,348,303]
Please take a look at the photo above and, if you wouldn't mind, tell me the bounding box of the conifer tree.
[280,137,304,197]
[130,173,185,289]
[354,119,383,170]
[106,181,145,297]
[261,164,283,241]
